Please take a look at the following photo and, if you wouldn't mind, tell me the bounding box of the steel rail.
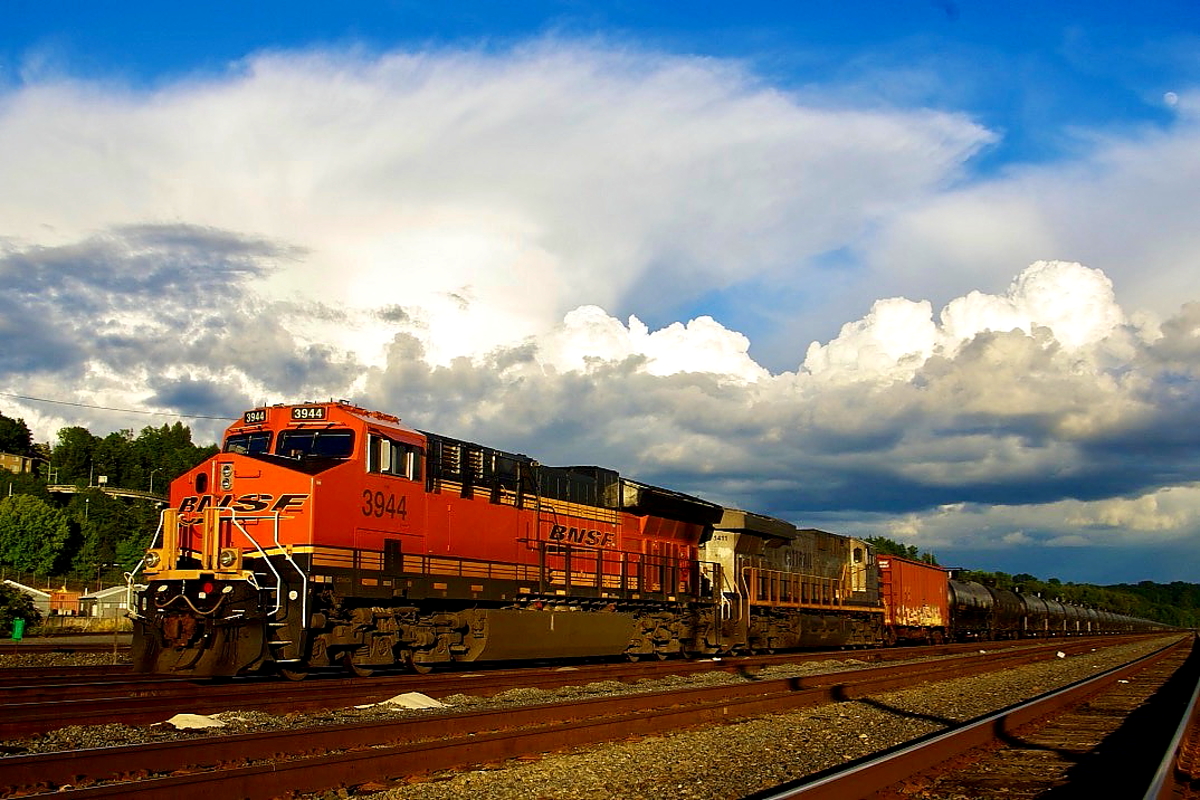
[0,637,1167,798]
[0,635,1118,738]
[745,636,1190,800]
[1143,636,1200,800]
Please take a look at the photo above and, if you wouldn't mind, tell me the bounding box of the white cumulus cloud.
[803,260,1130,384]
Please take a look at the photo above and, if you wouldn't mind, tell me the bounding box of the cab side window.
[368,435,423,480]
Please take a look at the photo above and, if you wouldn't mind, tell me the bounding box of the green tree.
[0,582,41,636]
[92,429,135,488]
[52,426,99,485]
[63,487,164,579]
[0,494,71,575]
[0,412,33,456]
[865,536,939,565]
[865,536,920,558]
[0,468,51,500]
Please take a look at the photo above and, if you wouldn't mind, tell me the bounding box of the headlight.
[144,550,161,568]
[218,548,239,568]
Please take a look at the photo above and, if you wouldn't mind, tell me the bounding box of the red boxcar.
[877,555,949,645]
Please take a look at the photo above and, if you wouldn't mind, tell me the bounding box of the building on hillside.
[0,453,43,475]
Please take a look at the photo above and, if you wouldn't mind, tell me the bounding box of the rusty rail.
[748,636,1190,799]
[1143,637,1200,800]
[0,639,1155,798]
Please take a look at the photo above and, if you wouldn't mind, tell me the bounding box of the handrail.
[223,511,286,616]
[124,512,167,620]
[268,509,307,625]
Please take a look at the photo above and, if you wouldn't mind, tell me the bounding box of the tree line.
[0,409,217,592]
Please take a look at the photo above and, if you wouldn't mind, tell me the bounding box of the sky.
[2,1,1200,585]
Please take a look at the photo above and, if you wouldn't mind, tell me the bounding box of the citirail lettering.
[547,523,617,548]
[179,493,310,514]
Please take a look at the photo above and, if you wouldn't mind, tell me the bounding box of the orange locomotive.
[129,400,1162,679]
[130,401,731,677]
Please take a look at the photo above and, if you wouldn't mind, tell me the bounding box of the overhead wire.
[0,390,235,421]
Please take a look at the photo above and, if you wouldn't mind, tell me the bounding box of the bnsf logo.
[179,493,310,514]
[548,523,617,548]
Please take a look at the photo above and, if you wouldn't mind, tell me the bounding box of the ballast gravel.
[0,637,1180,799]
[355,638,1178,800]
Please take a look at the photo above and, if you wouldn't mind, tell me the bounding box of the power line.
[0,391,235,421]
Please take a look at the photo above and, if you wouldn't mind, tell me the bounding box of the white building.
[80,584,140,623]
[2,579,50,617]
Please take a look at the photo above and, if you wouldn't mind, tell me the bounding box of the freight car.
[878,556,949,646]
[127,401,1164,679]
[946,578,1157,641]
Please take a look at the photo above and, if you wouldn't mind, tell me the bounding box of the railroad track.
[0,637,1146,738]
[748,634,1200,799]
[0,638,1166,799]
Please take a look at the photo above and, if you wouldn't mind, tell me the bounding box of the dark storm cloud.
[145,375,244,421]
[1,224,361,402]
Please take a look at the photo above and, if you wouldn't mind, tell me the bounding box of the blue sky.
[3,2,1200,584]
[7,2,1195,165]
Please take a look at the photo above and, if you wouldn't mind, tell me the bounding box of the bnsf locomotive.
[128,401,1164,678]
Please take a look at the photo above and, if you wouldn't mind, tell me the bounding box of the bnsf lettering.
[179,493,310,514]
[548,524,617,547]
[232,494,271,512]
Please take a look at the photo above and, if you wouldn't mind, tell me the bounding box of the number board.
[291,406,328,421]
[243,409,268,424]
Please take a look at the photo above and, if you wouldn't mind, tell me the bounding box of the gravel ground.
[354,637,1182,800]
[0,637,1182,799]
[0,657,886,755]
[0,652,129,669]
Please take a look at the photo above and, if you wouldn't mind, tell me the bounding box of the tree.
[865,536,919,559]
[92,429,135,488]
[0,582,41,636]
[0,412,33,456]
[0,468,51,501]
[52,426,99,485]
[66,489,140,574]
[865,536,939,565]
[0,494,71,575]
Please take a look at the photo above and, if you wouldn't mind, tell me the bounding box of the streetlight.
[149,468,164,495]
[95,562,119,591]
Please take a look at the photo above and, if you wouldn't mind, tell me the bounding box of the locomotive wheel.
[401,649,433,675]
[343,654,374,678]
[279,664,308,681]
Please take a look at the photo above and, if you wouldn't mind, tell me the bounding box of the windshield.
[224,432,273,455]
[277,429,355,459]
